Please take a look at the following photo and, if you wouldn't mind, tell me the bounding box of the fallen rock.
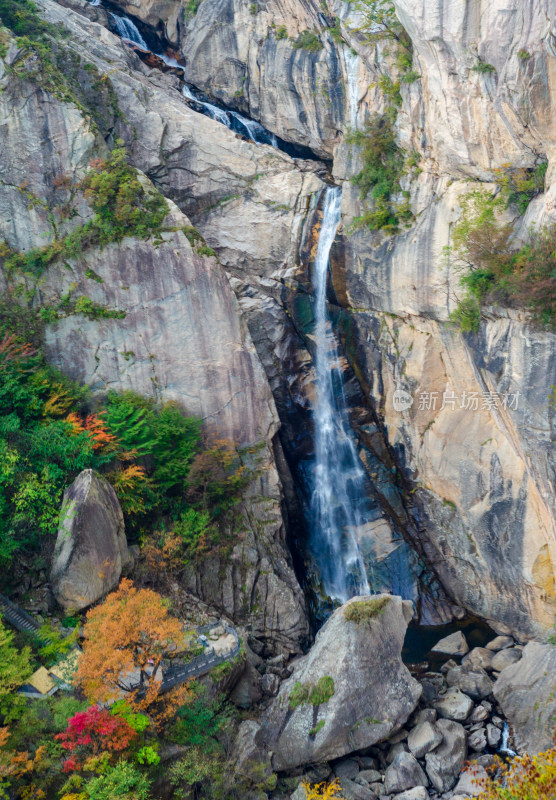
[493,642,556,753]
[425,719,467,792]
[491,648,522,673]
[357,769,382,785]
[262,595,421,771]
[387,742,409,764]
[453,764,489,797]
[407,721,443,758]
[392,789,429,800]
[434,688,473,721]
[468,727,487,752]
[462,647,494,671]
[431,631,469,657]
[338,778,377,800]
[384,752,428,795]
[260,672,280,697]
[335,758,360,781]
[357,757,379,770]
[456,668,494,701]
[231,721,273,787]
[413,709,437,726]
[50,470,130,610]
[229,661,262,707]
[469,704,490,723]
[486,723,502,749]
[486,636,514,651]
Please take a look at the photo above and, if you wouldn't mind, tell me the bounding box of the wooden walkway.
[0,593,241,691]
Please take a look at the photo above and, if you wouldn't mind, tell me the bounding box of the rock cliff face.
[2,0,555,644]
[104,0,556,638]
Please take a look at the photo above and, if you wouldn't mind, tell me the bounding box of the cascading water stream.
[109,12,148,50]
[310,186,370,603]
[95,3,282,148]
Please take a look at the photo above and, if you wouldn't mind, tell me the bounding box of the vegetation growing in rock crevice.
[1,143,169,282]
[292,30,323,53]
[344,595,390,622]
[0,0,123,134]
[346,1,420,233]
[346,115,413,234]
[448,173,556,332]
[289,676,335,709]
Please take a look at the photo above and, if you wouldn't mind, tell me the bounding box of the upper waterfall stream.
[309,187,370,602]
[100,5,288,151]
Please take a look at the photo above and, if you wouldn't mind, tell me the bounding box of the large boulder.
[384,752,428,794]
[261,595,421,770]
[493,642,556,753]
[424,719,467,793]
[50,470,130,610]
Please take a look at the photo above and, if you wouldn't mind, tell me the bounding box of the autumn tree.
[0,615,32,717]
[302,779,344,799]
[75,580,192,724]
[55,706,138,773]
[476,748,556,800]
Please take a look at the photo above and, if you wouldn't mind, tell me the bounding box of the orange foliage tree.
[0,727,46,798]
[301,779,344,799]
[75,580,192,725]
[476,747,556,800]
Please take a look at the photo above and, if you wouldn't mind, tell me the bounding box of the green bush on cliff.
[292,30,323,53]
[449,188,556,331]
[2,143,169,282]
[0,0,60,41]
[346,115,411,234]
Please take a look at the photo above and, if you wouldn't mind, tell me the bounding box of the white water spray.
[109,13,148,50]
[310,186,370,602]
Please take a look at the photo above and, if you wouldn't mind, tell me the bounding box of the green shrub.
[449,188,556,330]
[289,677,335,709]
[309,676,335,706]
[2,143,169,281]
[309,719,326,736]
[185,0,202,18]
[85,761,151,800]
[354,0,408,48]
[517,48,531,60]
[0,0,60,41]
[329,20,344,44]
[289,682,310,709]
[472,59,496,74]
[292,30,323,53]
[346,114,410,233]
[494,161,547,214]
[344,596,390,623]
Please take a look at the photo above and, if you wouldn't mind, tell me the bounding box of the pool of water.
[402,616,497,667]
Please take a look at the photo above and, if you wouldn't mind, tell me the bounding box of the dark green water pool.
[402,616,497,667]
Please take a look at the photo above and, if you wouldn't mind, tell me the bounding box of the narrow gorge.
[0,1,555,799]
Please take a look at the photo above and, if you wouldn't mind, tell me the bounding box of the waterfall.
[102,7,281,149]
[109,12,148,50]
[499,723,517,757]
[310,186,370,603]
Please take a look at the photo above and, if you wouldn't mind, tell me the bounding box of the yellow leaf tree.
[75,579,191,723]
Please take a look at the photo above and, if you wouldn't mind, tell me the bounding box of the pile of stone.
[289,630,524,800]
